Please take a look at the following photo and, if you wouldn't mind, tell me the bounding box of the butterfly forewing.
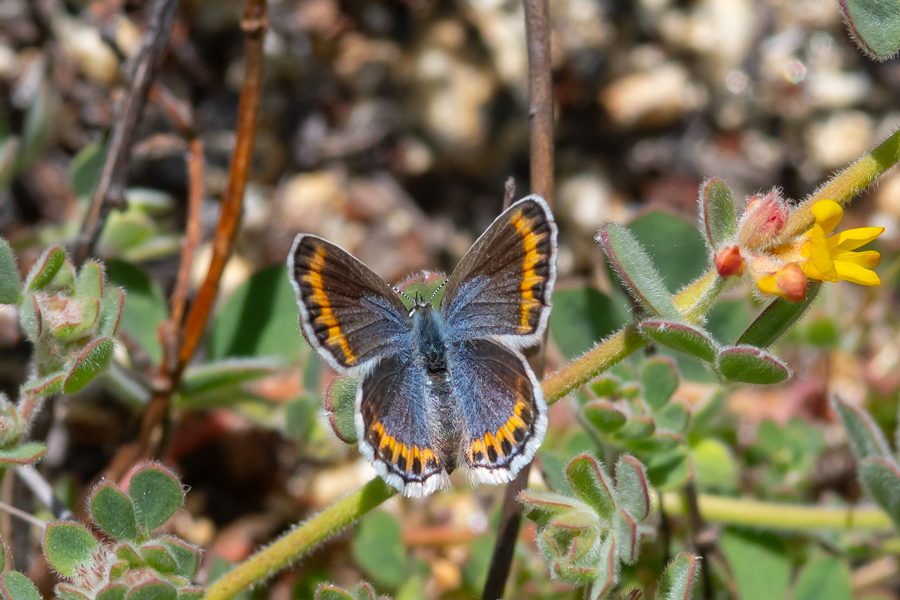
[289,235,411,372]
[441,195,557,345]
[357,352,447,497]
[447,338,548,484]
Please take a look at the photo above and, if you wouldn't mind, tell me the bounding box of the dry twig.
[74,0,181,264]
[482,1,554,597]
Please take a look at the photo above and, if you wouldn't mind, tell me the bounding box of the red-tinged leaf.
[0,443,47,466]
[657,553,701,600]
[699,178,736,252]
[583,399,627,432]
[615,455,650,522]
[566,454,616,521]
[21,372,66,397]
[63,338,115,394]
[640,320,717,362]
[26,247,65,291]
[715,345,790,385]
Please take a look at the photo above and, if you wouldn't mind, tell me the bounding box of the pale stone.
[55,17,120,86]
[600,62,707,127]
[806,111,874,169]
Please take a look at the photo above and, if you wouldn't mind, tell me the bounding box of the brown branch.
[174,0,267,380]
[482,1,554,598]
[102,0,267,482]
[74,0,181,265]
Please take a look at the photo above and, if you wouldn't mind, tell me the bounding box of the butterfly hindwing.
[289,235,411,372]
[357,351,446,497]
[441,195,557,345]
[448,338,548,484]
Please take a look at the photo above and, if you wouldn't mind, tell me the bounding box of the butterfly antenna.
[394,285,415,305]
[428,279,448,304]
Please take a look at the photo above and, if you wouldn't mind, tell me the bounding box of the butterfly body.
[289,195,557,497]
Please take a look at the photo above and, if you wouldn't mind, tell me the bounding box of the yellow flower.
[800,200,884,286]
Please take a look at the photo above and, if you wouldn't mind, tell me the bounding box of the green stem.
[782,127,900,241]
[203,478,396,600]
[659,493,893,531]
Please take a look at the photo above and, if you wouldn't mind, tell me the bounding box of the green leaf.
[96,585,127,600]
[0,443,47,466]
[656,553,700,600]
[285,397,319,443]
[325,376,358,444]
[590,376,621,398]
[640,320,718,363]
[520,489,583,526]
[858,457,900,529]
[76,262,104,300]
[588,535,618,600]
[549,286,631,359]
[566,454,616,520]
[642,357,679,410]
[831,394,892,461]
[699,179,736,251]
[71,139,107,199]
[839,0,900,60]
[646,447,694,491]
[15,79,51,171]
[583,400,627,433]
[352,510,407,589]
[792,556,851,600]
[1,572,41,600]
[126,581,177,600]
[139,545,177,573]
[655,401,690,434]
[462,534,495,593]
[18,294,41,340]
[616,416,656,440]
[128,464,183,531]
[56,583,91,600]
[106,260,168,363]
[160,539,200,578]
[43,522,100,578]
[737,282,821,349]
[21,372,66,397]
[715,346,790,384]
[90,483,137,541]
[116,544,143,568]
[98,288,125,337]
[692,438,738,492]
[179,358,281,397]
[176,589,204,600]
[597,223,680,320]
[0,239,20,305]
[614,455,650,521]
[720,530,790,600]
[209,264,304,362]
[615,507,639,564]
[314,585,355,600]
[26,247,65,292]
[64,337,115,393]
[627,211,709,293]
[550,509,597,531]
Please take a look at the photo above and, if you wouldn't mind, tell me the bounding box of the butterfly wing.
[448,338,548,484]
[440,195,557,347]
[357,351,447,497]
[289,234,411,373]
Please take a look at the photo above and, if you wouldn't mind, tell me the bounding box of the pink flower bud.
[738,190,789,250]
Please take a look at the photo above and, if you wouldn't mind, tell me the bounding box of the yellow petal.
[811,200,844,235]
[832,248,881,269]
[757,274,784,298]
[831,227,885,251]
[834,261,881,286]
[802,225,837,282]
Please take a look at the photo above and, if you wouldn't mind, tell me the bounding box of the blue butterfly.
[288,195,557,497]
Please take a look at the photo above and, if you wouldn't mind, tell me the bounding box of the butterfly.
[288,195,557,497]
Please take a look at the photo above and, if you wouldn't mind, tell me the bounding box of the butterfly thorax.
[411,303,461,473]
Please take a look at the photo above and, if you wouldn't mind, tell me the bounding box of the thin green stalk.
[203,478,396,600]
[659,493,893,531]
[782,127,900,241]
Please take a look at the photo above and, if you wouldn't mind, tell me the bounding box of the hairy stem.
[203,478,395,600]
[782,127,900,241]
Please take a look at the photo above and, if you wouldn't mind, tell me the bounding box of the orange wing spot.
[303,247,356,364]
[510,211,547,333]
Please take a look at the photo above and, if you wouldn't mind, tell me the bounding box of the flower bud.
[738,190,789,250]
[715,245,744,278]
[757,262,807,302]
